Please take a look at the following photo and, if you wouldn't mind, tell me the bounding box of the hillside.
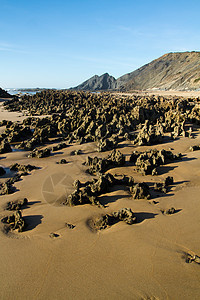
[73,52,200,91]
[117,52,200,91]
[72,73,117,91]
[0,88,12,98]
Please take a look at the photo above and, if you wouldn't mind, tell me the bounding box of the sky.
[1,0,200,89]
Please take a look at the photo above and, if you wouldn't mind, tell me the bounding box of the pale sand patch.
[0,105,200,299]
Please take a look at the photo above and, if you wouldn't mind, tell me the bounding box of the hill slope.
[0,88,12,98]
[72,73,117,91]
[72,52,200,91]
[117,52,200,91]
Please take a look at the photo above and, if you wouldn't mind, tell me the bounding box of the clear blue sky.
[1,0,200,88]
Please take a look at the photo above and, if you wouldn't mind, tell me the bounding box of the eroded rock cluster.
[91,208,137,230]
[1,210,26,232]
[130,149,182,175]
[85,149,126,175]
[65,172,134,207]
[6,198,28,211]
[10,163,37,173]
[0,164,38,195]
[2,90,200,154]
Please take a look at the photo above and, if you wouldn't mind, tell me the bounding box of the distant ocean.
[6,88,41,96]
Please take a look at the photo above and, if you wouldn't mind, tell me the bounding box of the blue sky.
[1,0,200,88]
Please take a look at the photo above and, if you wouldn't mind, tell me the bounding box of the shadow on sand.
[134,212,158,224]
[24,215,43,231]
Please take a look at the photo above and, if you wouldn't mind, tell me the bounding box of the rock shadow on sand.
[23,200,41,209]
[134,212,158,224]
[23,215,43,231]
[100,193,131,206]
[157,165,177,175]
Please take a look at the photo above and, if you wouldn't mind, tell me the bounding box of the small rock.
[49,232,59,238]
[65,223,76,229]
[57,159,68,164]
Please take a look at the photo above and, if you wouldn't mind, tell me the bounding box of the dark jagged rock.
[70,149,82,155]
[65,223,76,229]
[49,232,59,238]
[161,207,176,215]
[133,120,164,146]
[3,90,200,154]
[28,147,51,158]
[113,174,134,186]
[64,173,134,207]
[164,176,174,186]
[10,163,37,173]
[97,136,118,152]
[0,181,14,195]
[0,167,6,176]
[92,208,137,230]
[154,176,174,193]
[52,142,68,152]
[189,145,200,151]
[131,149,182,176]
[130,182,151,200]
[15,137,40,151]
[6,198,28,211]
[0,140,12,154]
[92,213,116,230]
[85,149,125,175]
[1,210,26,232]
[0,172,32,196]
[73,179,82,189]
[0,120,13,127]
[57,159,68,164]
[185,253,200,264]
[65,187,100,207]
[154,182,167,193]
[113,208,137,225]
[106,149,125,166]
[84,156,108,175]
[4,124,33,143]
[129,151,141,163]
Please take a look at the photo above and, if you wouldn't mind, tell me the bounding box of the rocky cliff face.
[72,73,117,91]
[73,52,200,91]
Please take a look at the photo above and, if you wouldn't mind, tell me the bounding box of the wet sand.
[0,95,200,299]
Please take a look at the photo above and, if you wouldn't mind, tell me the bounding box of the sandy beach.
[0,93,200,300]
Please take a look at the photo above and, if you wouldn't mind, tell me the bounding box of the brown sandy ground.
[0,97,200,299]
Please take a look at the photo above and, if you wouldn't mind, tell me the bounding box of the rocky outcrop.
[92,208,137,230]
[64,173,134,207]
[6,198,28,211]
[72,73,117,91]
[130,149,182,176]
[161,207,176,215]
[154,177,174,194]
[10,163,37,173]
[130,182,151,200]
[0,140,12,154]
[1,210,26,232]
[28,147,51,158]
[85,149,126,175]
[133,120,163,146]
